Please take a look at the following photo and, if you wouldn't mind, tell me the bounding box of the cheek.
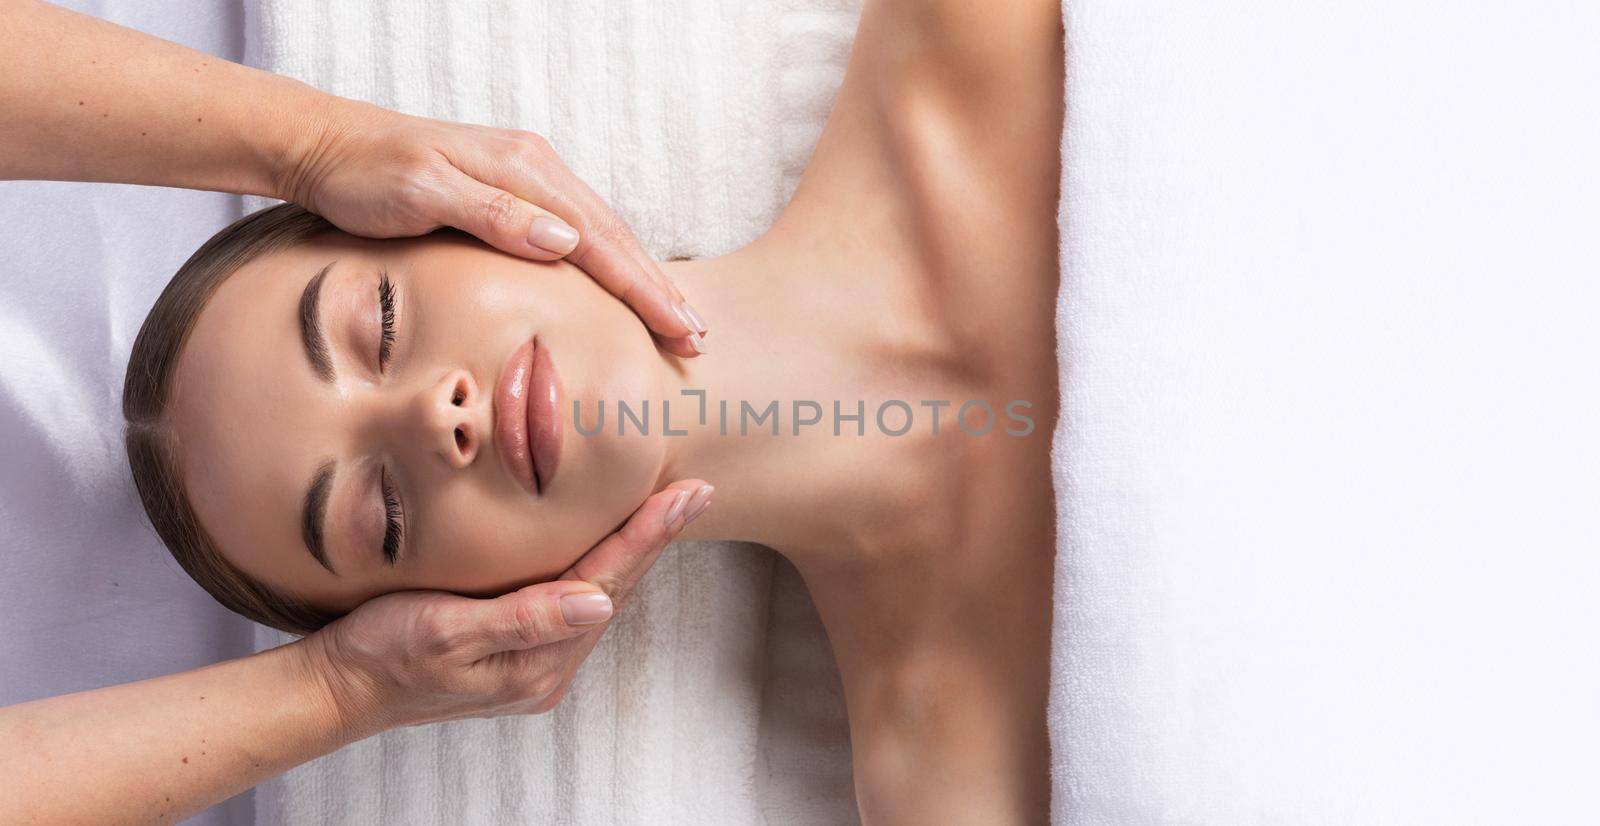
[418,486,622,595]
[406,252,666,595]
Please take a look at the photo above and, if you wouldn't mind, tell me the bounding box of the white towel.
[1049,1,1600,823]
[244,1,863,823]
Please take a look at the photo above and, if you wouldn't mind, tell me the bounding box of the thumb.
[461,580,614,660]
[436,170,580,260]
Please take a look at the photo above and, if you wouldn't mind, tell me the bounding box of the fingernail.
[560,592,613,625]
[671,304,709,353]
[671,303,693,333]
[684,484,714,525]
[678,301,709,333]
[528,217,579,255]
[663,490,690,528]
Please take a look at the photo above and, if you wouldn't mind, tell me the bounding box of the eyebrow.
[299,261,336,383]
[301,460,338,575]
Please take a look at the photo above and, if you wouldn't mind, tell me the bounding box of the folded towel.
[244,0,863,822]
[1049,1,1600,822]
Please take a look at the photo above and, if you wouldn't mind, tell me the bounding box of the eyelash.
[377,272,397,370]
[380,466,404,565]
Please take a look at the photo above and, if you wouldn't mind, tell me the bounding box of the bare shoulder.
[771,0,1063,371]
[859,0,1064,150]
[872,0,1064,98]
[778,0,1063,252]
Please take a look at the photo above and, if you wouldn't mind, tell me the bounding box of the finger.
[615,241,710,356]
[539,169,708,345]
[562,479,713,605]
[457,579,617,660]
[487,617,608,714]
[446,168,710,355]
[482,637,584,703]
[613,225,688,312]
[568,227,700,344]
[435,170,582,261]
[606,231,708,345]
[655,334,703,360]
[487,149,709,346]
[463,482,715,715]
[475,634,582,701]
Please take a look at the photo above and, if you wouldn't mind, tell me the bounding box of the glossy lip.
[527,340,563,493]
[493,337,564,497]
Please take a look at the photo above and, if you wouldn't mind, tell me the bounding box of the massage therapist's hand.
[299,479,714,738]
[0,480,711,826]
[275,101,709,358]
[0,0,708,357]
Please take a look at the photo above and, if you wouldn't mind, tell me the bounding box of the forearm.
[0,0,332,197]
[0,641,356,826]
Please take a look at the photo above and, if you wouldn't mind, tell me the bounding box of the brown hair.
[123,202,340,636]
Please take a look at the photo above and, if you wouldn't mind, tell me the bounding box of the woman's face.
[168,230,669,613]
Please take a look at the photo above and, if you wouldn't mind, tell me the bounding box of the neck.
[644,231,955,568]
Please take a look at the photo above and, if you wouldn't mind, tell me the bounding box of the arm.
[0,641,345,825]
[0,480,713,826]
[0,0,707,355]
[0,0,307,197]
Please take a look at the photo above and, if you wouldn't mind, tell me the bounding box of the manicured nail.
[672,304,708,354]
[678,301,709,333]
[528,217,579,255]
[560,592,613,625]
[684,484,714,524]
[663,490,690,528]
[671,303,700,338]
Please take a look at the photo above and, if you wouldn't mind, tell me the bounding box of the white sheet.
[1050,1,1600,822]
[0,3,255,825]
[243,1,861,823]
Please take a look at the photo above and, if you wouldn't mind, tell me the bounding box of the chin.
[536,260,673,538]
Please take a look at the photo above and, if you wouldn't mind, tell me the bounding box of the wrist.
[261,82,355,205]
[189,71,328,201]
[267,90,390,209]
[280,634,389,747]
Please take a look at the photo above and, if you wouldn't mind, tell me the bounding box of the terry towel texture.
[1050,1,1600,823]
[244,1,863,823]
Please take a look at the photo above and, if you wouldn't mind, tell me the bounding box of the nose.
[408,370,482,468]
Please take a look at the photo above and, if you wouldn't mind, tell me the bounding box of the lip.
[494,337,564,496]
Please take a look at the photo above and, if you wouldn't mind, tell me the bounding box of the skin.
[0,0,1058,821]
[0,0,708,356]
[0,480,711,826]
[0,0,713,822]
[171,235,673,612]
[172,0,1063,821]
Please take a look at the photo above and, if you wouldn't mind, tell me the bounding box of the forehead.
[166,234,362,602]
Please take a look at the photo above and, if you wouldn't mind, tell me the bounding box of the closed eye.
[377,271,397,370]
[380,466,405,565]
